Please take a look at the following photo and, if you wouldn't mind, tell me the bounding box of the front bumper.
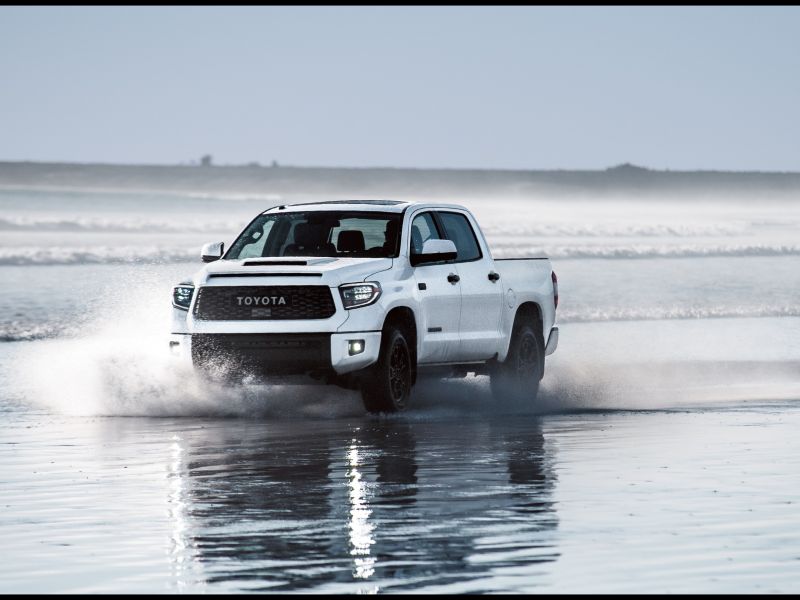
[169,330,381,377]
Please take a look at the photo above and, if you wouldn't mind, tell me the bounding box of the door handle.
[447,273,460,284]
[488,271,500,282]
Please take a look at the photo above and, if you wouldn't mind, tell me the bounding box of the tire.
[361,326,413,414]
[490,321,543,403]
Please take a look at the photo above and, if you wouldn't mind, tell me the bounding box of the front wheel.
[490,322,543,403]
[361,327,413,414]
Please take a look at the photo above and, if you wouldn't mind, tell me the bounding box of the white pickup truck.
[170,200,558,413]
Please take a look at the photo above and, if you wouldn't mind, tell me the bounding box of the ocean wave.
[0,322,70,342]
[0,246,197,266]
[0,216,238,234]
[559,305,800,323]
[493,244,800,259]
[481,221,755,238]
[2,242,800,266]
[2,217,782,238]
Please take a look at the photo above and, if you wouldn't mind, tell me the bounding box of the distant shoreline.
[2,161,800,199]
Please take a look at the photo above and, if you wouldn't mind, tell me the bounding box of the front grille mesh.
[193,286,336,320]
[191,334,332,376]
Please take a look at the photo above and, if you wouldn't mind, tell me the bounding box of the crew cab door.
[435,210,504,361]
[409,211,462,364]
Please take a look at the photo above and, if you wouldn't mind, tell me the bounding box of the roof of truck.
[262,199,469,214]
[264,199,411,213]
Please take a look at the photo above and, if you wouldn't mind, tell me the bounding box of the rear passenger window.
[437,212,482,262]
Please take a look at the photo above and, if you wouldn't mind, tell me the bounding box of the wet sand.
[2,373,799,593]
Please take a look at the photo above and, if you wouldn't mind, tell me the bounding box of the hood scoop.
[243,260,308,266]
[241,257,338,267]
[209,271,322,278]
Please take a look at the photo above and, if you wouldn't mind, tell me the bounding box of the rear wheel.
[490,322,543,403]
[361,326,412,414]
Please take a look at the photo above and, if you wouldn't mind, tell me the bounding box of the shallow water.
[2,393,799,593]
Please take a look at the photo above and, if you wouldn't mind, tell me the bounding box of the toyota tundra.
[170,200,559,413]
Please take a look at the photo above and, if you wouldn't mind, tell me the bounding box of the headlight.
[172,285,194,310]
[339,282,381,309]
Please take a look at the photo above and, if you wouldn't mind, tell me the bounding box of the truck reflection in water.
[168,419,558,592]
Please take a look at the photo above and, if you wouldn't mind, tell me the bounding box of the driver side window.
[410,212,441,255]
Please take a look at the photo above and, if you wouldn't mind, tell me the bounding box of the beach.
[1,185,799,592]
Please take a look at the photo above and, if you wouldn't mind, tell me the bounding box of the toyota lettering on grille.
[234,295,291,306]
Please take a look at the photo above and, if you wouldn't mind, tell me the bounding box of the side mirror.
[410,238,458,266]
[201,241,224,263]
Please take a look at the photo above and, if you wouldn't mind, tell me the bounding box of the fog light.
[348,339,365,356]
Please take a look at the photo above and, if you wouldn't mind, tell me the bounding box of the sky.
[1,6,799,171]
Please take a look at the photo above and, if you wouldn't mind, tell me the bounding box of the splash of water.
[9,269,800,418]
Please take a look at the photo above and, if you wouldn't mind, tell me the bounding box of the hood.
[194,256,393,287]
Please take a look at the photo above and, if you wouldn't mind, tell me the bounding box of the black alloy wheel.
[490,322,543,403]
[361,326,412,414]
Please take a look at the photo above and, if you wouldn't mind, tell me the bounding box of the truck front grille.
[193,285,336,320]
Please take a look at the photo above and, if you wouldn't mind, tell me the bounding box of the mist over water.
[9,281,800,418]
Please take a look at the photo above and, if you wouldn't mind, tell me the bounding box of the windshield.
[225,211,403,260]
